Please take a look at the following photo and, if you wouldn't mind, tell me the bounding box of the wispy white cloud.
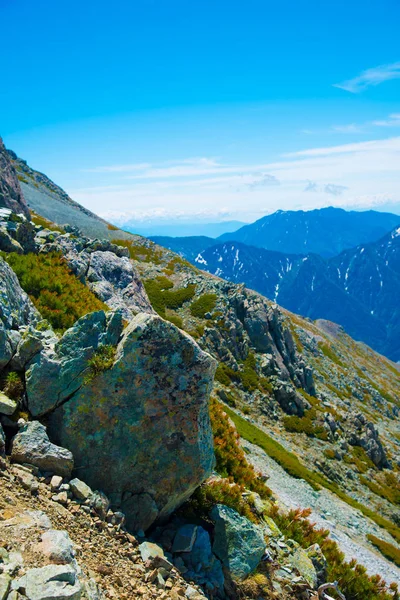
[371,113,400,127]
[325,183,348,196]
[71,137,400,223]
[304,181,348,196]
[334,62,400,93]
[332,123,365,134]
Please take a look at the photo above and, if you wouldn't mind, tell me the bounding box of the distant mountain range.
[151,208,400,361]
[218,207,400,257]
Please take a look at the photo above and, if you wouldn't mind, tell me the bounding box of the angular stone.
[39,530,75,564]
[50,475,63,491]
[11,421,74,477]
[0,573,10,600]
[172,524,197,553]
[0,392,17,416]
[0,422,5,454]
[47,313,216,532]
[19,564,81,600]
[289,547,318,589]
[210,504,266,580]
[139,542,165,563]
[69,478,92,501]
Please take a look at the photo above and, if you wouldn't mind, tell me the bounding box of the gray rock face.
[0,138,29,218]
[26,310,124,417]
[45,312,216,532]
[10,421,74,477]
[0,257,42,370]
[210,504,266,580]
[86,250,153,318]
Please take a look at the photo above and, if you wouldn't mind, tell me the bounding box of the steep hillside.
[6,146,134,242]
[218,207,400,258]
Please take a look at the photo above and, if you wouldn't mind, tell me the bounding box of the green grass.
[223,403,400,543]
[143,277,196,318]
[189,293,217,318]
[367,534,400,568]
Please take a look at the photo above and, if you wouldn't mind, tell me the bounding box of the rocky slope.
[1,143,400,599]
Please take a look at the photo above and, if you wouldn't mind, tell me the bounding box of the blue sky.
[1,0,400,223]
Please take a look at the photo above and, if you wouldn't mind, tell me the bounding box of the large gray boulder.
[44,312,216,532]
[10,421,74,477]
[210,504,266,580]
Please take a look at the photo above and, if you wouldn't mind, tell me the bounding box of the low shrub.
[185,478,256,523]
[2,372,24,400]
[189,293,217,318]
[165,313,183,328]
[270,505,399,600]
[3,252,107,333]
[210,397,270,498]
[283,409,328,440]
[107,223,119,231]
[143,277,196,317]
[30,211,64,232]
[84,345,116,384]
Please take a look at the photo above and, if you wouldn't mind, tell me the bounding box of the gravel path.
[243,439,400,586]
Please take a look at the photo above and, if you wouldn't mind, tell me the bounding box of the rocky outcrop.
[37,230,154,320]
[346,413,389,469]
[0,138,29,218]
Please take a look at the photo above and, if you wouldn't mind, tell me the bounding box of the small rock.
[52,491,68,505]
[39,530,75,564]
[69,478,93,500]
[50,475,63,491]
[0,392,17,416]
[139,542,165,563]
